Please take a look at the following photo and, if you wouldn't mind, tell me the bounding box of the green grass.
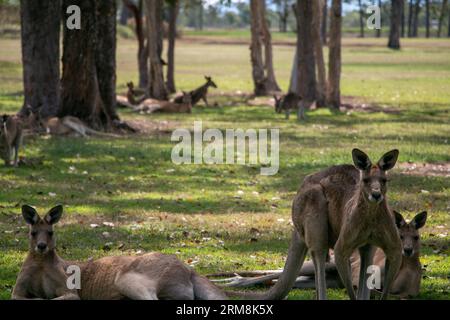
[0,35,449,300]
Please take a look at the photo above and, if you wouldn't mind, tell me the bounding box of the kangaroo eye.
[363,178,370,183]
[48,231,54,237]
[400,235,404,240]
[414,236,419,241]
[31,231,37,237]
[381,178,388,184]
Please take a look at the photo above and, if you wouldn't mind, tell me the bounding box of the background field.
[0,33,448,300]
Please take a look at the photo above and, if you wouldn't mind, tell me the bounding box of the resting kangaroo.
[126,81,147,105]
[294,210,427,298]
[135,91,192,114]
[273,92,302,120]
[0,114,23,166]
[241,149,402,300]
[174,76,217,107]
[13,205,226,300]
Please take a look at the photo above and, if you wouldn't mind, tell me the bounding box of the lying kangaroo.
[174,76,217,107]
[0,114,23,166]
[12,205,226,300]
[244,149,401,300]
[273,92,302,120]
[294,210,427,298]
[135,91,192,114]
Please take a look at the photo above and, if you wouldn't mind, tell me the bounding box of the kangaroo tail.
[192,273,228,300]
[225,230,308,300]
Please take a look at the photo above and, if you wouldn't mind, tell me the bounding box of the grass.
[0,33,449,300]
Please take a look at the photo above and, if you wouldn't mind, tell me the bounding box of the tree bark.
[437,0,448,37]
[145,0,168,100]
[412,0,421,37]
[407,0,414,37]
[296,0,316,106]
[321,0,328,44]
[119,3,129,26]
[425,0,430,38]
[358,0,365,37]
[327,0,342,108]
[60,0,118,128]
[19,0,61,118]
[388,0,402,49]
[166,1,179,94]
[123,0,148,89]
[401,0,405,37]
[312,0,326,107]
[277,0,289,32]
[249,0,280,96]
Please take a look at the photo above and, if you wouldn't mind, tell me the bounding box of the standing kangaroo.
[12,205,226,300]
[293,210,427,298]
[174,76,217,107]
[273,92,302,120]
[126,81,147,105]
[242,149,402,300]
[0,114,23,167]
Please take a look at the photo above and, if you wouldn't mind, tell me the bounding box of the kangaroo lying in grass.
[134,91,192,114]
[0,114,23,167]
[294,210,427,298]
[12,205,227,300]
[174,76,217,107]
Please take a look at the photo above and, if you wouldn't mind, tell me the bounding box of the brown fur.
[135,91,192,114]
[173,76,217,107]
[12,205,226,300]
[0,114,23,166]
[273,92,302,120]
[126,81,147,105]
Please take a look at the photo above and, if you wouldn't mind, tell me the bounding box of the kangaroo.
[0,114,23,167]
[294,210,427,298]
[126,81,147,105]
[174,76,217,107]
[135,91,192,114]
[12,205,227,300]
[236,149,402,300]
[273,92,302,120]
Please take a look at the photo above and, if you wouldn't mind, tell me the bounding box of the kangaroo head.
[352,149,399,204]
[394,210,427,257]
[273,95,282,113]
[22,205,63,255]
[205,76,217,89]
[182,91,192,105]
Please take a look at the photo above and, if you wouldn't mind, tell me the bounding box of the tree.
[166,0,180,94]
[327,0,342,108]
[412,0,421,37]
[425,0,430,37]
[312,0,326,107]
[358,0,365,37]
[322,0,328,43]
[437,0,448,37]
[122,0,148,89]
[273,0,291,32]
[19,0,61,118]
[249,0,280,96]
[388,0,402,49]
[59,0,119,128]
[145,0,168,100]
[119,2,130,25]
[407,0,414,37]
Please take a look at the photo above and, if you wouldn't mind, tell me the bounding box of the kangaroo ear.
[44,205,63,225]
[352,148,372,171]
[377,149,399,171]
[394,210,406,229]
[22,205,40,225]
[411,211,427,229]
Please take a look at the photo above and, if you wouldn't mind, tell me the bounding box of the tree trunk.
[296,0,316,105]
[166,1,179,94]
[312,0,326,107]
[321,0,328,44]
[425,0,430,38]
[412,0,421,37]
[289,48,298,94]
[249,0,280,96]
[145,0,167,100]
[358,0,365,37]
[60,0,118,128]
[19,0,61,118]
[119,3,129,26]
[123,0,148,89]
[388,0,402,49]
[408,0,414,37]
[327,0,341,108]
[437,0,448,37]
[278,0,289,32]
[448,6,450,37]
[401,0,405,37]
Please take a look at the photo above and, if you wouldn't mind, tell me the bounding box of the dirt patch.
[398,162,450,177]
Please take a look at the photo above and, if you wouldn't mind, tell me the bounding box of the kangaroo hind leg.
[115,272,158,300]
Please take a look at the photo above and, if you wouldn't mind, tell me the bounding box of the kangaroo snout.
[369,191,383,203]
[36,242,48,252]
[403,247,413,257]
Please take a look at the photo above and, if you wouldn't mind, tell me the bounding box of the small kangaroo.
[0,114,23,167]
[295,210,427,298]
[12,205,227,300]
[135,91,192,114]
[174,76,217,107]
[273,92,302,120]
[239,149,402,300]
[126,81,147,105]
